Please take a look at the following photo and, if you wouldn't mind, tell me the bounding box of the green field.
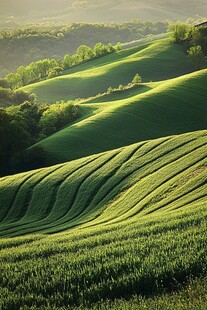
[22,38,194,103]
[0,130,207,308]
[0,34,207,309]
[35,68,207,164]
[1,130,207,236]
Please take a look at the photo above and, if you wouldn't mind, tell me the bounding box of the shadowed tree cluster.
[0,101,80,176]
[169,23,207,69]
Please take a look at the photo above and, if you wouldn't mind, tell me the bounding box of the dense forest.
[0,21,169,76]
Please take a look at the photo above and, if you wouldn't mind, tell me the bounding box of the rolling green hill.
[0,33,207,309]
[0,130,206,308]
[22,38,193,103]
[35,68,207,164]
[0,130,206,237]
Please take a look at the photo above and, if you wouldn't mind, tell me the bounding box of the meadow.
[0,130,206,235]
[22,38,193,102]
[0,130,207,309]
[35,68,207,164]
[0,31,207,309]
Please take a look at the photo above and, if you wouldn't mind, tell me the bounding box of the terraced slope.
[36,68,207,164]
[22,39,193,102]
[0,130,206,237]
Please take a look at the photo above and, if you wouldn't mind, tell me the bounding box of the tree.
[169,23,191,43]
[107,87,113,94]
[0,108,31,176]
[93,42,108,58]
[6,72,21,89]
[188,27,202,47]
[187,45,205,70]
[63,54,71,69]
[76,45,94,62]
[132,73,142,84]
[48,66,63,78]
[0,78,9,88]
[107,43,115,53]
[39,102,80,136]
[114,42,122,51]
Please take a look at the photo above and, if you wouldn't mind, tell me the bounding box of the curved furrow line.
[165,193,207,213]
[158,190,207,215]
[141,165,207,215]
[80,135,200,218]
[1,132,206,237]
[44,151,120,222]
[60,136,179,228]
[148,187,207,218]
[2,165,65,226]
[0,155,101,236]
[148,179,207,215]
[77,137,171,214]
[1,151,121,236]
[74,136,206,227]
[106,147,207,225]
[53,143,143,225]
[37,154,103,221]
[39,151,122,227]
[83,142,207,228]
[0,170,40,223]
[49,138,171,229]
[37,139,207,234]
[35,135,206,233]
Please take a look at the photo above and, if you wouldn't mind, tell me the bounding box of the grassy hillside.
[0,129,206,236]
[0,130,207,308]
[22,39,194,102]
[34,68,207,164]
[0,23,169,78]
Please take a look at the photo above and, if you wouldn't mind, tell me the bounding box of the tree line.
[0,21,169,77]
[4,42,120,89]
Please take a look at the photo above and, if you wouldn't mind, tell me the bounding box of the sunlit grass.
[22,39,193,102]
[35,68,207,164]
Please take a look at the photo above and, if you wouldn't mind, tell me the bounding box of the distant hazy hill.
[1,0,206,22]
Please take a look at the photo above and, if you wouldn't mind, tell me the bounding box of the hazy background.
[0,0,206,23]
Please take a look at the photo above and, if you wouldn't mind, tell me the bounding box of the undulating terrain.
[0,130,207,237]
[1,0,206,22]
[0,130,207,308]
[22,38,193,102]
[0,30,207,309]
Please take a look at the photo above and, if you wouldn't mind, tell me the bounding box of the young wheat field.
[0,130,207,309]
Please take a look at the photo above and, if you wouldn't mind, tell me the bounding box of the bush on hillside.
[132,73,142,84]
[39,102,80,136]
[187,45,206,69]
[169,22,207,59]
[169,23,191,43]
